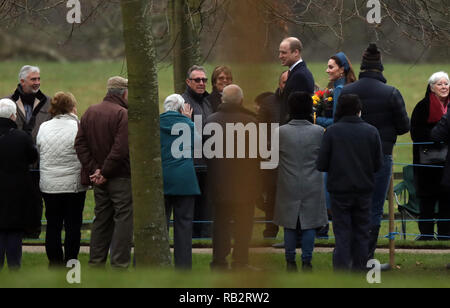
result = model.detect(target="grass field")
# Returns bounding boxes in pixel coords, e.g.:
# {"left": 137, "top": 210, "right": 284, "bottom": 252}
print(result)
{"left": 0, "top": 61, "right": 449, "bottom": 249}
{"left": 0, "top": 251, "right": 448, "bottom": 288}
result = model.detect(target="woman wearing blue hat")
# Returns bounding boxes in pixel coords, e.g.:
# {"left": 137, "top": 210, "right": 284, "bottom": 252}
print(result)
{"left": 316, "top": 52, "right": 357, "bottom": 240}
{"left": 316, "top": 52, "right": 357, "bottom": 128}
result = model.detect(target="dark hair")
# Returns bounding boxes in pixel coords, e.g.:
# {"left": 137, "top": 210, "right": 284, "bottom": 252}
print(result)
{"left": 254, "top": 92, "right": 274, "bottom": 106}
{"left": 49, "top": 92, "right": 76, "bottom": 117}
{"left": 288, "top": 91, "right": 313, "bottom": 122}
{"left": 330, "top": 55, "right": 357, "bottom": 85}
{"left": 335, "top": 94, "right": 362, "bottom": 121}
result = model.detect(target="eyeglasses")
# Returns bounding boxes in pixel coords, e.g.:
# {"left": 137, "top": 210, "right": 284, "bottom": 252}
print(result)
{"left": 190, "top": 78, "right": 208, "bottom": 84}
{"left": 217, "top": 76, "right": 232, "bottom": 82}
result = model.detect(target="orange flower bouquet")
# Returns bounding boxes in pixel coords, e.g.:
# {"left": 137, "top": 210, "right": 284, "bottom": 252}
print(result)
{"left": 312, "top": 88, "right": 334, "bottom": 118}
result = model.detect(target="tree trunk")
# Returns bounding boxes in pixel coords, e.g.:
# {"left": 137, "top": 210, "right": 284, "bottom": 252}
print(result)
{"left": 170, "top": 0, "right": 202, "bottom": 94}
{"left": 120, "top": 0, "right": 171, "bottom": 267}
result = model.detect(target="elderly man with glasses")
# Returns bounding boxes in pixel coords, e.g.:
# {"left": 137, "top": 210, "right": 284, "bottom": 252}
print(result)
{"left": 182, "top": 65, "right": 213, "bottom": 239}
{"left": 182, "top": 65, "right": 213, "bottom": 128}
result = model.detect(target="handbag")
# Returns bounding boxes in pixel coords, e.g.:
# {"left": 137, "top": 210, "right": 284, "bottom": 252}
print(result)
{"left": 419, "top": 144, "right": 448, "bottom": 165}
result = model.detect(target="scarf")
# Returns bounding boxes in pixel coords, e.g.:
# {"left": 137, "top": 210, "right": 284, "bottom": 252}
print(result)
{"left": 428, "top": 92, "right": 448, "bottom": 123}
{"left": 11, "top": 84, "right": 48, "bottom": 124}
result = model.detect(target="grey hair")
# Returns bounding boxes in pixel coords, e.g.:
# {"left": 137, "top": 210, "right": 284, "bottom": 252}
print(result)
{"left": 164, "top": 94, "right": 185, "bottom": 112}
{"left": 18, "top": 65, "right": 40, "bottom": 82}
{"left": 187, "top": 65, "right": 207, "bottom": 79}
{"left": 0, "top": 98, "right": 17, "bottom": 119}
{"left": 222, "top": 84, "right": 244, "bottom": 105}
{"left": 429, "top": 72, "right": 449, "bottom": 86}
{"left": 107, "top": 88, "right": 127, "bottom": 96}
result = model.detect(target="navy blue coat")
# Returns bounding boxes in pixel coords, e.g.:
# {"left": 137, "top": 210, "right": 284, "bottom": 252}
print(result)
{"left": 340, "top": 71, "right": 410, "bottom": 155}
{"left": 317, "top": 116, "right": 383, "bottom": 195}
{"left": 280, "top": 61, "right": 315, "bottom": 125}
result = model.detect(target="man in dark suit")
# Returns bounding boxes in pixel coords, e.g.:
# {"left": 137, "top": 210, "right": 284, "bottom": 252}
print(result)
{"left": 206, "top": 85, "right": 261, "bottom": 271}
{"left": 279, "top": 37, "right": 315, "bottom": 125}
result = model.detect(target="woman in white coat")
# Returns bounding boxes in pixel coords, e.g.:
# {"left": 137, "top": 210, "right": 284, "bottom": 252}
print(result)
{"left": 37, "top": 92, "right": 87, "bottom": 267}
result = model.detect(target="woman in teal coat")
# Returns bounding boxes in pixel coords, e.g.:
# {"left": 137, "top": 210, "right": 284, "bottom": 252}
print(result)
{"left": 316, "top": 52, "right": 356, "bottom": 238}
{"left": 160, "top": 94, "right": 200, "bottom": 270}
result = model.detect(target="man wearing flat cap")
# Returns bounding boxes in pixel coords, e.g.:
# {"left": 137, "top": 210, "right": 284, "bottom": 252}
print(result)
{"left": 340, "top": 43, "right": 410, "bottom": 265}
{"left": 75, "top": 76, "right": 133, "bottom": 268}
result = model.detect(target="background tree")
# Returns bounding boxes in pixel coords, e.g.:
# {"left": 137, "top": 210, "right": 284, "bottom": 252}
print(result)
{"left": 169, "top": 0, "right": 202, "bottom": 94}
{"left": 120, "top": 0, "right": 171, "bottom": 267}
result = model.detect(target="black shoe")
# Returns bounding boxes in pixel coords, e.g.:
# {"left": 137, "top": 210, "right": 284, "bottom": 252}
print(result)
{"left": 446, "top": 264, "right": 450, "bottom": 270}
{"left": 286, "top": 261, "right": 298, "bottom": 272}
{"left": 302, "top": 261, "right": 313, "bottom": 272}
{"left": 415, "top": 235, "right": 435, "bottom": 241}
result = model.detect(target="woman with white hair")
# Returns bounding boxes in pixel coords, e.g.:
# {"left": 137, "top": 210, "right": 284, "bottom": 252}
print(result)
{"left": 411, "top": 71, "right": 450, "bottom": 240}
{"left": 0, "top": 98, "right": 38, "bottom": 270}
{"left": 160, "top": 94, "right": 200, "bottom": 270}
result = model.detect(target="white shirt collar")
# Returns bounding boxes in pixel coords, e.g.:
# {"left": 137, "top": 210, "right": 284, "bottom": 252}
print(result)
{"left": 290, "top": 59, "right": 303, "bottom": 71}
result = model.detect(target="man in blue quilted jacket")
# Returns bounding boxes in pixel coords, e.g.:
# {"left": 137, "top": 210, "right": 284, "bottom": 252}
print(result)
{"left": 340, "top": 43, "right": 410, "bottom": 263}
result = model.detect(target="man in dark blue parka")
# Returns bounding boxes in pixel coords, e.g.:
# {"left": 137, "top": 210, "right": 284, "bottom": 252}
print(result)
{"left": 317, "top": 94, "right": 383, "bottom": 271}
{"left": 340, "top": 43, "right": 410, "bottom": 261}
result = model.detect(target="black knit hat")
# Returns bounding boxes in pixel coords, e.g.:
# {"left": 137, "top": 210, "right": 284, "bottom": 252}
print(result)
{"left": 288, "top": 91, "right": 313, "bottom": 119}
{"left": 361, "top": 43, "right": 384, "bottom": 72}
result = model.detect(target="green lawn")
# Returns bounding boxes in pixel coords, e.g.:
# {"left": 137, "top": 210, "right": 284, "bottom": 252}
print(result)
{"left": 0, "top": 252, "right": 448, "bottom": 288}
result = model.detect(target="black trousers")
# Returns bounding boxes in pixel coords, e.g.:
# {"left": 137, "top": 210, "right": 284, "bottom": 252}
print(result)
{"left": 211, "top": 200, "right": 255, "bottom": 267}
{"left": 331, "top": 193, "right": 372, "bottom": 271}
{"left": 25, "top": 171, "right": 43, "bottom": 239}
{"left": 165, "top": 195, "right": 195, "bottom": 269}
{"left": 419, "top": 193, "right": 450, "bottom": 239}
{"left": 193, "top": 171, "right": 212, "bottom": 238}
{"left": 260, "top": 169, "right": 279, "bottom": 237}
{"left": 43, "top": 192, "right": 86, "bottom": 266}
{"left": 0, "top": 231, "right": 23, "bottom": 270}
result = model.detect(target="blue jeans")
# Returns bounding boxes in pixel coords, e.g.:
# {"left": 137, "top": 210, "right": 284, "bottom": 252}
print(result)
{"left": 370, "top": 155, "right": 393, "bottom": 228}
{"left": 284, "top": 219, "right": 316, "bottom": 263}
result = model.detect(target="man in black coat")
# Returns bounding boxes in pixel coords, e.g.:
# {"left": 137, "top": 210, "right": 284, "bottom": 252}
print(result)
{"left": 7, "top": 65, "right": 51, "bottom": 239}
{"left": 340, "top": 43, "right": 410, "bottom": 261}
{"left": 0, "top": 98, "right": 38, "bottom": 270}
{"left": 254, "top": 70, "right": 287, "bottom": 239}
{"left": 206, "top": 85, "right": 261, "bottom": 271}
{"left": 279, "top": 37, "right": 315, "bottom": 125}
{"left": 182, "top": 65, "right": 213, "bottom": 239}
{"left": 317, "top": 94, "right": 383, "bottom": 271}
